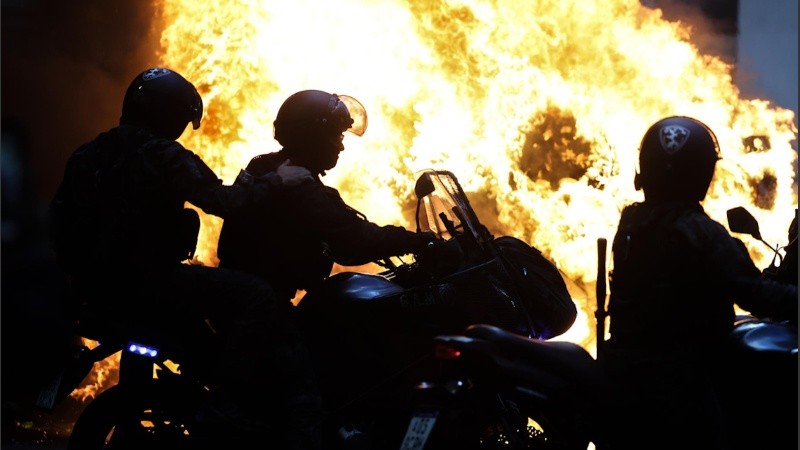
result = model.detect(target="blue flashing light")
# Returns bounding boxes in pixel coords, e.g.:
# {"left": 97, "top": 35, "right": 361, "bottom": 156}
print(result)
{"left": 126, "top": 341, "right": 159, "bottom": 358}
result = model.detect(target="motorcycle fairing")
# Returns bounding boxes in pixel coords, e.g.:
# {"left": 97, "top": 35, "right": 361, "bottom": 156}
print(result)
{"left": 729, "top": 316, "right": 798, "bottom": 355}
{"left": 301, "top": 272, "right": 404, "bottom": 304}
{"left": 415, "top": 170, "right": 492, "bottom": 250}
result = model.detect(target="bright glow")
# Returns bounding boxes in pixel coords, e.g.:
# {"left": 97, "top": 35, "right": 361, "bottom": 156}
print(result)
{"left": 127, "top": 342, "right": 159, "bottom": 358}
{"left": 157, "top": 0, "right": 796, "bottom": 354}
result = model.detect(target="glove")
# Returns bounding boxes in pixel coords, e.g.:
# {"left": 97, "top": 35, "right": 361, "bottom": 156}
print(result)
{"left": 417, "top": 231, "right": 438, "bottom": 247}
{"left": 276, "top": 159, "right": 313, "bottom": 186}
{"left": 416, "top": 236, "right": 464, "bottom": 276}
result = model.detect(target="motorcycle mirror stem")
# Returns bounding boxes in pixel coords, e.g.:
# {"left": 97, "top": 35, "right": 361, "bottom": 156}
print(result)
{"left": 414, "top": 171, "right": 436, "bottom": 233}
{"left": 595, "top": 238, "right": 608, "bottom": 359}
{"left": 726, "top": 206, "right": 780, "bottom": 257}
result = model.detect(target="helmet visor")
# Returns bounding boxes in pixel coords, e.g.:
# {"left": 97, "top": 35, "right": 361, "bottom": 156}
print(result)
{"left": 337, "top": 95, "right": 367, "bottom": 136}
{"left": 191, "top": 93, "right": 203, "bottom": 130}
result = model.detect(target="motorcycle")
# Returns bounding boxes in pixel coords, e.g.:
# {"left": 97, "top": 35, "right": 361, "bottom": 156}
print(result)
{"left": 37, "top": 169, "right": 578, "bottom": 449}
{"left": 401, "top": 206, "right": 797, "bottom": 450}
{"left": 288, "top": 169, "right": 577, "bottom": 449}
{"left": 718, "top": 206, "right": 797, "bottom": 450}
{"left": 37, "top": 309, "right": 245, "bottom": 449}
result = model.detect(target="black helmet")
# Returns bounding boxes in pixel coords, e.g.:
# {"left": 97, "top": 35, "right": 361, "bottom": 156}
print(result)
{"left": 273, "top": 89, "right": 367, "bottom": 147}
{"left": 634, "top": 116, "right": 720, "bottom": 202}
{"left": 120, "top": 68, "right": 203, "bottom": 140}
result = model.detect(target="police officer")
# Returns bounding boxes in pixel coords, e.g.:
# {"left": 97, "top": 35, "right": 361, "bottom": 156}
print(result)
{"left": 216, "top": 89, "right": 438, "bottom": 448}
{"left": 602, "top": 116, "right": 798, "bottom": 450}
{"left": 49, "top": 68, "right": 316, "bottom": 446}
{"left": 217, "top": 89, "right": 435, "bottom": 303}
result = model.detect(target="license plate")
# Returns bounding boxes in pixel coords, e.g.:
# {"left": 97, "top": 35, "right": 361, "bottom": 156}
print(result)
{"left": 35, "top": 371, "right": 63, "bottom": 410}
{"left": 399, "top": 409, "right": 438, "bottom": 450}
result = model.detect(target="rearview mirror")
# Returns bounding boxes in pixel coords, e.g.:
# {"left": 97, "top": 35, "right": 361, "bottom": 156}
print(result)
{"left": 727, "top": 207, "right": 762, "bottom": 240}
{"left": 414, "top": 172, "right": 436, "bottom": 199}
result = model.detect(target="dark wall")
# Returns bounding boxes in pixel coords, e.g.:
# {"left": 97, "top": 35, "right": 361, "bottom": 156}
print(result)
{"left": 1, "top": 0, "right": 163, "bottom": 205}
{"left": 1, "top": 3, "right": 163, "bottom": 434}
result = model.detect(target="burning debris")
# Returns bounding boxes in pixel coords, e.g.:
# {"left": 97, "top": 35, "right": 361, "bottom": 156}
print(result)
{"left": 518, "top": 108, "right": 594, "bottom": 190}
{"left": 751, "top": 171, "right": 779, "bottom": 210}
{"left": 5, "top": 1, "right": 795, "bottom": 443}
{"left": 161, "top": 0, "right": 796, "bottom": 347}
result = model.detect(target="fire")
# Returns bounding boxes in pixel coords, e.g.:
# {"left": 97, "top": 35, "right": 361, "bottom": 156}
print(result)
{"left": 156, "top": 0, "right": 795, "bottom": 351}
{"left": 72, "top": 340, "right": 120, "bottom": 402}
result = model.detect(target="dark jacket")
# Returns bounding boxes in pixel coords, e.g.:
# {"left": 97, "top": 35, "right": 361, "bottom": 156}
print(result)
{"left": 217, "top": 149, "right": 432, "bottom": 301}
{"left": 50, "top": 125, "right": 282, "bottom": 277}
{"left": 608, "top": 201, "right": 797, "bottom": 353}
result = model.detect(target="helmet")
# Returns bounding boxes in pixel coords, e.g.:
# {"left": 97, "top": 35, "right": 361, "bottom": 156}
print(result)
{"left": 634, "top": 116, "right": 720, "bottom": 202}
{"left": 120, "top": 68, "right": 203, "bottom": 140}
{"left": 273, "top": 90, "right": 367, "bottom": 147}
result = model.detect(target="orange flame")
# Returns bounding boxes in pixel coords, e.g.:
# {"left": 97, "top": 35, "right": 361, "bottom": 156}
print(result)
{"left": 153, "top": 0, "right": 796, "bottom": 351}
{"left": 71, "top": 340, "right": 120, "bottom": 402}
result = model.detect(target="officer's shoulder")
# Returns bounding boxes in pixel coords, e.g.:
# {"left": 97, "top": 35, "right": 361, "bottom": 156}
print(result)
{"left": 675, "top": 208, "right": 726, "bottom": 240}
{"left": 139, "top": 137, "right": 193, "bottom": 157}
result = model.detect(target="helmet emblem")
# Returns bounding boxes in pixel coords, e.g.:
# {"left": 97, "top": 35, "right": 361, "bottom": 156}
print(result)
{"left": 142, "top": 68, "right": 172, "bottom": 81}
{"left": 659, "top": 125, "right": 690, "bottom": 154}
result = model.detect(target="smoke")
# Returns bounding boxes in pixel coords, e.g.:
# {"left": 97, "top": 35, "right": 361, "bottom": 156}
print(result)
{"left": 1, "top": 0, "right": 164, "bottom": 204}
{"left": 645, "top": 0, "right": 739, "bottom": 61}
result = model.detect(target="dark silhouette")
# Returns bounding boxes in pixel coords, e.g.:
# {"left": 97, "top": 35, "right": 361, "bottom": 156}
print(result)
{"left": 217, "top": 89, "right": 436, "bottom": 302}
{"left": 48, "top": 67, "right": 319, "bottom": 449}
{"left": 602, "top": 116, "right": 798, "bottom": 450}
{"left": 775, "top": 209, "right": 798, "bottom": 284}
{"left": 215, "top": 89, "right": 438, "bottom": 447}
{"left": 1, "top": 120, "right": 75, "bottom": 444}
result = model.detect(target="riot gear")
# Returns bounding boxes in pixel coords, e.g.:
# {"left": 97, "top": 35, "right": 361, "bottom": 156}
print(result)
{"left": 273, "top": 90, "right": 367, "bottom": 147}
{"left": 53, "top": 67, "right": 323, "bottom": 448}
{"left": 120, "top": 68, "right": 203, "bottom": 140}
{"left": 634, "top": 116, "right": 720, "bottom": 202}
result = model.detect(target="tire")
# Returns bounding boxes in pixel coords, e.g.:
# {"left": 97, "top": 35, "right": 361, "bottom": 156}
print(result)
{"left": 67, "top": 380, "right": 203, "bottom": 450}
{"left": 423, "top": 401, "right": 590, "bottom": 450}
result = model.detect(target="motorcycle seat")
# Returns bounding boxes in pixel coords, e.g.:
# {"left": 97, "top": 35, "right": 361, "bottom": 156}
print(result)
{"left": 463, "top": 324, "right": 605, "bottom": 384}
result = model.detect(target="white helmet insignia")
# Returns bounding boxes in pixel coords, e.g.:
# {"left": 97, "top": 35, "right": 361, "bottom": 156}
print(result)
{"left": 142, "top": 68, "right": 172, "bottom": 81}
{"left": 659, "top": 125, "right": 690, "bottom": 154}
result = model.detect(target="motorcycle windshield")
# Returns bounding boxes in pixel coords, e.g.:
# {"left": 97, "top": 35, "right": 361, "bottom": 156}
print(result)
{"left": 414, "top": 170, "right": 488, "bottom": 246}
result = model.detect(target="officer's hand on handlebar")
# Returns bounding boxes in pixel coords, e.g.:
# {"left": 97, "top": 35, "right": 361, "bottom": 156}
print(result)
{"left": 416, "top": 235, "right": 464, "bottom": 276}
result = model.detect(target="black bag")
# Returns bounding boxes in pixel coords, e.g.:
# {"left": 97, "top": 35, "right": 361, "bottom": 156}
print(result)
{"left": 494, "top": 236, "right": 577, "bottom": 339}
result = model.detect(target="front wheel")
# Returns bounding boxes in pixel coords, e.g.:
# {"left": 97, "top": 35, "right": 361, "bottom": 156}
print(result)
{"left": 414, "top": 395, "right": 592, "bottom": 450}
{"left": 67, "top": 380, "right": 204, "bottom": 450}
